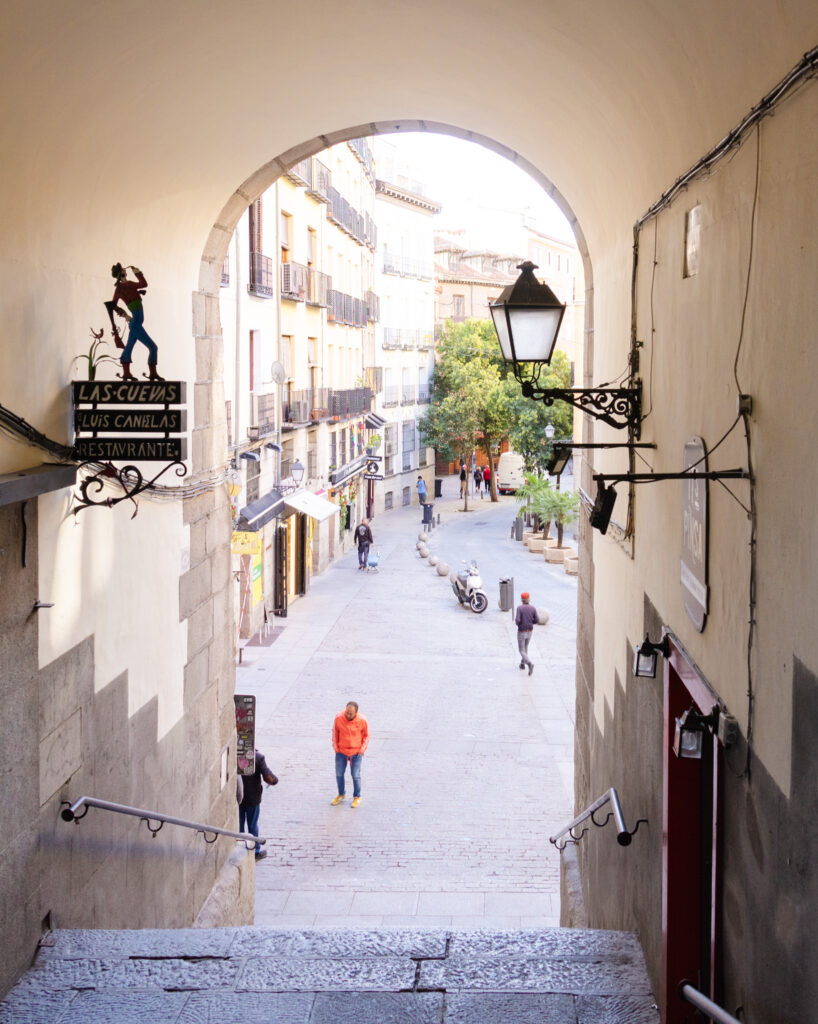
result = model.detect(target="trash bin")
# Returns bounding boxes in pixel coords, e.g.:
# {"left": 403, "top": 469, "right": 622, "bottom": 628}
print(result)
{"left": 499, "top": 576, "right": 514, "bottom": 612}
{"left": 434, "top": 478, "right": 443, "bottom": 498}
{"left": 514, "top": 517, "right": 524, "bottom": 541}
{"left": 422, "top": 502, "right": 434, "bottom": 525}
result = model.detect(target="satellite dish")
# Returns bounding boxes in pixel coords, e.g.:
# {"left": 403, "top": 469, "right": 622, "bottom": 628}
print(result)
{"left": 270, "top": 361, "right": 286, "bottom": 384}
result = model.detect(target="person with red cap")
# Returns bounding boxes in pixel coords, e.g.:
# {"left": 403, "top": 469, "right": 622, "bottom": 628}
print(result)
{"left": 515, "top": 592, "right": 538, "bottom": 674}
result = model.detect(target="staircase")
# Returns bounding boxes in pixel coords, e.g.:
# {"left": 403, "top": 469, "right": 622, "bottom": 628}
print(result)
{"left": 0, "top": 926, "right": 659, "bottom": 1022}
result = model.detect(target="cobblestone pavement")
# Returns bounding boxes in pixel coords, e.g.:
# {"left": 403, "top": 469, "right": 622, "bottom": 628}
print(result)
{"left": 240, "top": 475, "right": 580, "bottom": 928}
{"left": 0, "top": 926, "right": 660, "bottom": 1023}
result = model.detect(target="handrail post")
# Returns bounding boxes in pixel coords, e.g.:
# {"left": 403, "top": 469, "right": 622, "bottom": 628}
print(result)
{"left": 608, "top": 788, "right": 633, "bottom": 846}
{"left": 679, "top": 982, "right": 743, "bottom": 1024}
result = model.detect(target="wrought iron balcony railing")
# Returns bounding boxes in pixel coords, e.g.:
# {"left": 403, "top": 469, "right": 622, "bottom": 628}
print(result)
{"left": 248, "top": 252, "right": 273, "bottom": 298}
{"left": 306, "top": 157, "right": 331, "bottom": 203}
{"left": 383, "top": 386, "right": 400, "bottom": 408}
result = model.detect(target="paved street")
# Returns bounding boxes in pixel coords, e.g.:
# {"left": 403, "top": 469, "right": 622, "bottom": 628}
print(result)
{"left": 239, "top": 474, "right": 579, "bottom": 929}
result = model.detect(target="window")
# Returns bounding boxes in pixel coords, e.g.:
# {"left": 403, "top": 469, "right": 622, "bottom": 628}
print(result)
{"left": 307, "top": 227, "right": 317, "bottom": 267}
{"left": 453, "top": 294, "right": 465, "bottom": 319}
{"left": 280, "top": 336, "right": 294, "bottom": 381}
{"left": 225, "top": 400, "right": 232, "bottom": 446}
{"left": 221, "top": 253, "right": 230, "bottom": 287}
{"left": 384, "top": 490, "right": 393, "bottom": 511}
{"left": 245, "top": 457, "right": 260, "bottom": 504}
{"left": 280, "top": 211, "right": 292, "bottom": 259}
{"left": 402, "top": 486, "right": 411, "bottom": 506}
{"left": 330, "top": 431, "right": 337, "bottom": 468}
{"left": 249, "top": 198, "right": 262, "bottom": 254}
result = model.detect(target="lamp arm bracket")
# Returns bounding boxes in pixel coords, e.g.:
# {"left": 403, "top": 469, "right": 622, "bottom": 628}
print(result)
{"left": 593, "top": 469, "right": 750, "bottom": 485}
{"left": 519, "top": 378, "right": 642, "bottom": 437}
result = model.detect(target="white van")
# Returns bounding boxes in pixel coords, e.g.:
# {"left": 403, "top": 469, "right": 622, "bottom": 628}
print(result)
{"left": 496, "top": 452, "right": 526, "bottom": 494}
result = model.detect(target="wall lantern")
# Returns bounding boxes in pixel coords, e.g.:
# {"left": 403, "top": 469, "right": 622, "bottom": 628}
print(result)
{"left": 240, "top": 450, "right": 261, "bottom": 463}
{"left": 673, "top": 706, "right": 719, "bottom": 759}
{"left": 633, "top": 633, "right": 671, "bottom": 678}
{"left": 290, "top": 458, "right": 305, "bottom": 485}
{"left": 265, "top": 441, "right": 283, "bottom": 453}
{"left": 490, "top": 261, "right": 642, "bottom": 436}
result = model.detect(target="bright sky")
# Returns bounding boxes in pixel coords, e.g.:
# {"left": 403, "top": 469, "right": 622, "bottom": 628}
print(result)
{"left": 376, "top": 132, "right": 576, "bottom": 251}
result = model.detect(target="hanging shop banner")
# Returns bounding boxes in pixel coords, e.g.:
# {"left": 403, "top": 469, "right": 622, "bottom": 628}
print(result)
{"left": 681, "top": 436, "right": 708, "bottom": 632}
{"left": 231, "top": 531, "right": 263, "bottom": 556}
{"left": 251, "top": 553, "right": 263, "bottom": 606}
{"left": 234, "top": 694, "right": 256, "bottom": 775}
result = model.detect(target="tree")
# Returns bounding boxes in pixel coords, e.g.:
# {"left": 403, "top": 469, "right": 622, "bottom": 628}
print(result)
{"left": 419, "top": 319, "right": 519, "bottom": 507}
{"left": 506, "top": 349, "right": 573, "bottom": 475}
{"left": 540, "top": 489, "right": 580, "bottom": 548}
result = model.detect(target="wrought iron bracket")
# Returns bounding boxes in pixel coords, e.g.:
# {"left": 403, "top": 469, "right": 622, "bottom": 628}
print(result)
{"left": 593, "top": 469, "right": 751, "bottom": 486}
{"left": 519, "top": 377, "right": 642, "bottom": 437}
{"left": 72, "top": 460, "right": 188, "bottom": 518}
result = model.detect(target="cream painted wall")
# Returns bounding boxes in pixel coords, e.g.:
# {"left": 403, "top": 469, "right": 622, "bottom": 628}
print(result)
{"left": 37, "top": 490, "right": 189, "bottom": 740}
{"left": 589, "top": 89, "right": 818, "bottom": 797}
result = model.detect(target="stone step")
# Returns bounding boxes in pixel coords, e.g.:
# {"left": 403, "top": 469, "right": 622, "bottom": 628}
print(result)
{"left": 1, "top": 926, "right": 659, "bottom": 1023}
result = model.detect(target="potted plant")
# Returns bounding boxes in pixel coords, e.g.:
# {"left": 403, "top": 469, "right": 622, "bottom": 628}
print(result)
{"left": 366, "top": 432, "right": 382, "bottom": 454}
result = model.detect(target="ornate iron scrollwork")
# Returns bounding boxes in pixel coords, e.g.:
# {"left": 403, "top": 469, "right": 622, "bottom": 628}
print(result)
{"left": 519, "top": 376, "right": 642, "bottom": 437}
{"left": 72, "top": 460, "right": 187, "bottom": 518}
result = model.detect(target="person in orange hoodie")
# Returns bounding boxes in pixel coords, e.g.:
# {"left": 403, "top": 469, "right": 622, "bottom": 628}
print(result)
{"left": 331, "top": 701, "right": 369, "bottom": 808}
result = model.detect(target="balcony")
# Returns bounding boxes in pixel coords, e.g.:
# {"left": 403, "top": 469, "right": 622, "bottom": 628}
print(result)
{"left": 251, "top": 390, "right": 276, "bottom": 437}
{"left": 401, "top": 385, "right": 416, "bottom": 406}
{"left": 248, "top": 252, "right": 273, "bottom": 298}
{"left": 282, "top": 389, "right": 331, "bottom": 427}
{"left": 348, "top": 136, "right": 375, "bottom": 181}
{"left": 307, "top": 269, "right": 331, "bottom": 307}
{"left": 417, "top": 390, "right": 430, "bottom": 405}
{"left": 383, "top": 252, "right": 401, "bottom": 275}
{"left": 284, "top": 157, "right": 311, "bottom": 187}
{"left": 382, "top": 327, "right": 400, "bottom": 350}
{"left": 365, "top": 290, "right": 380, "bottom": 322}
{"left": 418, "top": 331, "right": 434, "bottom": 350}
{"left": 306, "top": 158, "right": 331, "bottom": 203}
{"left": 399, "top": 328, "right": 416, "bottom": 350}
{"left": 281, "top": 261, "right": 309, "bottom": 301}
{"left": 328, "top": 387, "right": 372, "bottom": 420}
{"left": 383, "top": 386, "right": 400, "bottom": 408}
{"left": 328, "top": 290, "right": 367, "bottom": 328}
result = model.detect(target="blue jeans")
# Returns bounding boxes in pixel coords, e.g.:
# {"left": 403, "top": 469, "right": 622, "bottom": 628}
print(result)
{"left": 335, "top": 752, "right": 362, "bottom": 797}
{"left": 358, "top": 543, "right": 370, "bottom": 567}
{"left": 121, "top": 306, "right": 158, "bottom": 365}
{"left": 239, "top": 802, "right": 261, "bottom": 853}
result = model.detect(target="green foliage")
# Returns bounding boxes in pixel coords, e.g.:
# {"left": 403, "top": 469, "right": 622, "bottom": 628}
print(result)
{"left": 539, "top": 489, "right": 580, "bottom": 547}
{"left": 514, "top": 472, "right": 552, "bottom": 518}
{"left": 506, "top": 349, "right": 573, "bottom": 473}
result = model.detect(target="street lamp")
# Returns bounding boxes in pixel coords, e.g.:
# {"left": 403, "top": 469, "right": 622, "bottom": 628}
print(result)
{"left": 290, "top": 458, "right": 305, "bottom": 486}
{"left": 490, "top": 261, "right": 642, "bottom": 437}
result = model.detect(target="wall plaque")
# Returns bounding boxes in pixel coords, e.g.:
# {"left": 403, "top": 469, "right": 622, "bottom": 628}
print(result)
{"left": 681, "top": 436, "right": 708, "bottom": 631}
{"left": 234, "top": 694, "right": 256, "bottom": 776}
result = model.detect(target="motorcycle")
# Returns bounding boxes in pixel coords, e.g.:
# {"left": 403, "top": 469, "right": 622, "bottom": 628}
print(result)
{"left": 451, "top": 559, "right": 489, "bottom": 614}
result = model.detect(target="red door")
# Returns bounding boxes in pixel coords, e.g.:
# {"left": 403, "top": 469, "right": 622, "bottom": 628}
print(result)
{"left": 662, "top": 639, "right": 721, "bottom": 1023}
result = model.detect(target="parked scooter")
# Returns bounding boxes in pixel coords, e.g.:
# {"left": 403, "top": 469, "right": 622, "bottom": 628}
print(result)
{"left": 451, "top": 559, "right": 489, "bottom": 614}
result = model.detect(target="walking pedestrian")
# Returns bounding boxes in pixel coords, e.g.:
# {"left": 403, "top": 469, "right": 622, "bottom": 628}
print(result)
{"left": 331, "top": 701, "right": 369, "bottom": 808}
{"left": 238, "top": 749, "right": 278, "bottom": 859}
{"left": 515, "top": 591, "right": 538, "bottom": 675}
{"left": 460, "top": 463, "right": 468, "bottom": 498}
{"left": 483, "top": 464, "right": 491, "bottom": 495}
{"left": 474, "top": 466, "right": 483, "bottom": 498}
{"left": 354, "top": 518, "right": 374, "bottom": 571}
{"left": 416, "top": 475, "right": 428, "bottom": 505}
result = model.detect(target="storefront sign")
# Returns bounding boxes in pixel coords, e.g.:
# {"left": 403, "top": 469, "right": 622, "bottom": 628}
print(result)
{"left": 231, "top": 531, "right": 263, "bottom": 556}
{"left": 74, "top": 437, "right": 187, "bottom": 461}
{"left": 234, "top": 694, "right": 256, "bottom": 775}
{"left": 72, "top": 381, "right": 186, "bottom": 405}
{"left": 251, "top": 554, "right": 263, "bottom": 606}
{"left": 681, "top": 436, "right": 708, "bottom": 631}
{"left": 74, "top": 409, "right": 186, "bottom": 433}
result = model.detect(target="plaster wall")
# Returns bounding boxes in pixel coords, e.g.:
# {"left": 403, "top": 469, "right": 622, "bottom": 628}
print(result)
{"left": 577, "top": 82, "right": 818, "bottom": 1023}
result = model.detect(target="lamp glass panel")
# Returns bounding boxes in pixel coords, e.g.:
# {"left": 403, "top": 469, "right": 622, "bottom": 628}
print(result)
{"left": 506, "top": 307, "right": 563, "bottom": 362}
{"left": 490, "top": 306, "right": 513, "bottom": 361}
{"left": 633, "top": 649, "right": 658, "bottom": 678}
{"left": 673, "top": 718, "right": 704, "bottom": 759}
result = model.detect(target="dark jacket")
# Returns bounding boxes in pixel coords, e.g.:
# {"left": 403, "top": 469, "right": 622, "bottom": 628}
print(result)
{"left": 515, "top": 604, "right": 539, "bottom": 632}
{"left": 239, "top": 751, "right": 277, "bottom": 806}
{"left": 354, "top": 523, "right": 373, "bottom": 547}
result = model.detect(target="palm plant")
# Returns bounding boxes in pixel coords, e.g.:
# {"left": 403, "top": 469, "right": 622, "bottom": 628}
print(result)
{"left": 515, "top": 473, "right": 552, "bottom": 534}
{"left": 547, "top": 490, "right": 580, "bottom": 547}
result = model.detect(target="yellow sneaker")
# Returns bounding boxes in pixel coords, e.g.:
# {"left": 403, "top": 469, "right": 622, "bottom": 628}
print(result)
{"left": 351, "top": 797, "right": 361, "bottom": 808}
{"left": 331, "top": 794, "right": 346, "bottom": 805}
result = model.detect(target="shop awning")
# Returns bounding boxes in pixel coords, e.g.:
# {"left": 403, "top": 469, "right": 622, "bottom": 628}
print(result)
{"left": 284, "top": 489, "right": 339, "bottom": 522}
{"left": 330, "top": 454, "right": 367, "bottom": 487}
{"left": 235, "top": 487, "right": 283, "bottom": 531}
{"left": 364, "top": 412, "right": 386, "bottom": 429}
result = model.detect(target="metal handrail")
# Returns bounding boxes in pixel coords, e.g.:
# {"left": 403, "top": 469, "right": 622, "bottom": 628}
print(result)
{"left": 680, "top": 982, "right": 743, "bottom": 1024}
{"left": 549, "top": 787, "right": 647, "bottom": 850}
{"left": 60, "top": 796, "right": 267, "bottom": 847}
